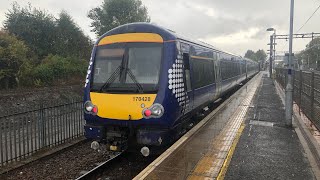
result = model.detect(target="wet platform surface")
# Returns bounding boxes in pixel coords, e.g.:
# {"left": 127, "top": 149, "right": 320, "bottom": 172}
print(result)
{"left": 225, "top": 75, "right": 315, "bottom": 180}
{"left": 134, "top": 72, "right": 316, "bottom": 180}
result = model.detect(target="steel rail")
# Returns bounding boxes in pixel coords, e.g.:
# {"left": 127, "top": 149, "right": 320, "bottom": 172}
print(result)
{"left": 75, "top": 152, "right": 122, "bottom": 180}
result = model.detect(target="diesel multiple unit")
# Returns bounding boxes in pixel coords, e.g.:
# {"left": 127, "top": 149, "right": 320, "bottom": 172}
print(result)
{"left": 83, "top": 23, "right": 259, "bottom": 155}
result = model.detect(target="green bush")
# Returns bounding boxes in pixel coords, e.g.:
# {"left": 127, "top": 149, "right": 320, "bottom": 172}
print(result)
{"left": 31, "top": 54, "right": 87, "bottom": 86}
{"left": 18, "top": 61, "right": 36, "bottom": 86}
{"left": 0, "top": 31, "right": 29, "bottom": 89}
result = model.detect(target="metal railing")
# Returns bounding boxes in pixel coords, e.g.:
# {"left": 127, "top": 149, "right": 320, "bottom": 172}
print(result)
{"left": 275, "top": 68, "right": 320, "bottom": 130}
{"left": 0, "top": 99, "right": 85, "bottom": 166}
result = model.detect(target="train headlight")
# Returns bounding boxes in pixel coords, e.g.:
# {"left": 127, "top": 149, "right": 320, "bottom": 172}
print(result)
{"left": 150, "top": 104, "right": 164, "bottom": 116}
{"left": 85, "top": 101, "right": 93, "bottom": 112}
{"left": 84, "top": 101, "right": 98, "bottom": 115}
{"left": 142, "top": 103, "right": 164, "bottom": 119}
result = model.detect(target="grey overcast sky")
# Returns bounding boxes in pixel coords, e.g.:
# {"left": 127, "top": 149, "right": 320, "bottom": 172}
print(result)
{"left": 0, "top": 0, "right": 320, "bottom": 56}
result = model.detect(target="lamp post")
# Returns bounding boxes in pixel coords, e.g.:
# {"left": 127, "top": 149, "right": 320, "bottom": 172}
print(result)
{"left": 267, "top": 28, "right": 276, "bottom": 77}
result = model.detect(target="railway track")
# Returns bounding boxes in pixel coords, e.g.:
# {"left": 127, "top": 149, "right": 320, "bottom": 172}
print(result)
{"left": 74, "top": 151, "right": 159, "bottom": 180}
{"left": 76, "top": 152, "right": 122, "bottom": 180}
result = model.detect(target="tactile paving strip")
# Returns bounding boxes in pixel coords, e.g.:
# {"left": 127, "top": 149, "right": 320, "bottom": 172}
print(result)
{"left": 188, "top": 76, "right": 261, "bottom": 179}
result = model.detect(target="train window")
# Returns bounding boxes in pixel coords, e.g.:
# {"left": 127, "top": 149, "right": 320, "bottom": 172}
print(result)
{"left": 221, "top": 60, "right": 241, "bottom": 80}
{"left": 93, "top": 47, "right": 125, "bottom": 84}
{"left": 191, "top": 59, "right": 201, "bottom": 88}
{"left": 183, "top": 53, "right": 192, "bottom": 91}
{"left": 126, "top": 44, "right": 162, "bottom": 84}
{"left": 191, "top": 58, "right": 215, "bottom": 89}
{"left": 92, "top": 42, "right": 162, "bottom": 92}
{"left": 205, "top": 60, "right": 215, "bottom": 83}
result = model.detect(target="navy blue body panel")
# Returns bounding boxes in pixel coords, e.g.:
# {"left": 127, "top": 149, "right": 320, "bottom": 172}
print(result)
{"left": 220, "top": 76, "right": 240, "bottom": 94}
{"left": 193, "top": 84, "right": 216, "bottom": 108}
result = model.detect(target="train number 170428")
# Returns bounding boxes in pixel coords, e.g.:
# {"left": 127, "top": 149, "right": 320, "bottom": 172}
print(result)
{"left": 133, "top": 97, "right": 151, "bottom": 102}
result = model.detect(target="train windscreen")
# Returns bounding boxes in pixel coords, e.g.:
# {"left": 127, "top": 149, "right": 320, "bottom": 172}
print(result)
{"left": 91, "top": 43, "right": 162, "bottom": 93}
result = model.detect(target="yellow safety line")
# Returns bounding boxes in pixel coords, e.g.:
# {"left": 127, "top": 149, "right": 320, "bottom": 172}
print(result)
{"left": 217, "top": 124, "right": 245, "bottom": 180}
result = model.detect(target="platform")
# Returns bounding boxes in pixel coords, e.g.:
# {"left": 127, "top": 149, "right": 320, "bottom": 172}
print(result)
{"left": 134, "top": 72, "right": 319, "bottom": 180}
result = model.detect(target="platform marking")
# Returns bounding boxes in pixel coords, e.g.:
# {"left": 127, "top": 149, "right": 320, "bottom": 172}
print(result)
{"left": 187, "top": 74, "right": 261, "bottom": 180}
{"left": 217, "top": 124, "right": 245, "bottom": 180}
{"left": 187, "top": 106, "right": 249, "bottom": 179}
{"left": 249, "top": 120, "right": 274, "bottom": 127}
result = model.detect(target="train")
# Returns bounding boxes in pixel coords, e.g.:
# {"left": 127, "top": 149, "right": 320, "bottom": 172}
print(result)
{"left": 83, "top": 23, "right": 259, "bottom": 156}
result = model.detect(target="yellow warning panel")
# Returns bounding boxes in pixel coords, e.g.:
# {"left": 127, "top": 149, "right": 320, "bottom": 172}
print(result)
{"left": 98, "top": 33, "right": 163, "bottom": 46}
{"left": 90, "top": 92, "right": 156, "bottom": 120}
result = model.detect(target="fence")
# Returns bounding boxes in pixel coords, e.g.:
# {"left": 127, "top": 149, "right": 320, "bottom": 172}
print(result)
{"left": 0, "top": 99, "right": 85, "bottom": 166}
{"left": 275, "top": 68, "right": 320, "bottom": 130}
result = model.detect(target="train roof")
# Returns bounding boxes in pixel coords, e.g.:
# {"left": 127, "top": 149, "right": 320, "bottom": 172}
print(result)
{"left": 99, "top": 23, "right": 255, "bottom": 62}
{"left": 98, "top": 22, "right": 176, "bottom": 42}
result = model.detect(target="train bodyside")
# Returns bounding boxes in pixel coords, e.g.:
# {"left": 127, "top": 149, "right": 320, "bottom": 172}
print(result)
{"left": 83, "top": 23, "right": 258, "bottom": 152}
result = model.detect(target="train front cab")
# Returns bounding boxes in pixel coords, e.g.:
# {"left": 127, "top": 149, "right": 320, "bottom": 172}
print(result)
{"left": 83, "top": 27, "right": 186, "bottom": 151}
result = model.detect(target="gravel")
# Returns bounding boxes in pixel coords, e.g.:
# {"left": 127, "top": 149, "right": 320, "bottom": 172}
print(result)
{"left": 0, "top": 141, "right": 109, "bottom": 180}
{"left": 0, "top": 141, "right": 161, "bottom": 180}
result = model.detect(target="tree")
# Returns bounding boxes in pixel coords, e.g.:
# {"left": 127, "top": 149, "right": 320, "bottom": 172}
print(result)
{"left": 1, "top": 3, "right": 95, "bottom": 88}
{"left": 88, "top": 0, "right": 150, "bottom": 36}
{"left": 55, "top": 11, "right": 93, "bottom": 60}
{"left": 244, "top": 50, "right": 256, "bottom": 60}
{"left": 0, "top": 31, "right": 29, "bottom": 89}
{"left": 244, "top": 49, "right": 267, "bottom": 63}
{"left": 255, "top": 49, "right": 267, "bottom": 62}
{"left": 300, "top": 38, "right": 320, "bottom": 70}
{"left": 292, "top": 38, "right": 320, "bottom": 70}
{"left": 4, "top": 3, "right": 56, "bottom": 58}
{"left": 4, "top": 3, "right": 93, "bottom": 60}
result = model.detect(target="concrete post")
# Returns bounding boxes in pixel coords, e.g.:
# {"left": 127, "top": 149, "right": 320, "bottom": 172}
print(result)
{"left": 269, "top": 35, "right": 273, "bottom": 78}
{"left": 285, "top": 0, "right": 294, "bottom": 127}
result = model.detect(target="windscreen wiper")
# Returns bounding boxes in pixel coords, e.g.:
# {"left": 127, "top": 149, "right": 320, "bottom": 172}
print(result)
{"left": 126, "top": 68, "right": 144, "bottom": 93}
{"left": 99, "top": 65, "right": 122, "bottom": 92}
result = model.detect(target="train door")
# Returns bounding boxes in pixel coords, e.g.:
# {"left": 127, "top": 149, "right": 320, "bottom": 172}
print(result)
{"left": 215, "top": 52, "right": 222, "bottom": 97}
{"left": 183, "top": 53, "right": 193, "bottom": 114}
{"left": 180, "top": 42, "right": 194, "bottom": 115}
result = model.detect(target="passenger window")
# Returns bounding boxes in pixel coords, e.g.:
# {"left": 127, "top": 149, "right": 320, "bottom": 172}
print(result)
{"left": 191, "top": 58, "right": 215, "bottom": 89}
